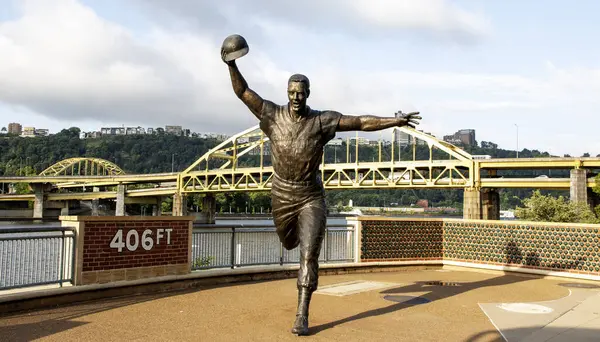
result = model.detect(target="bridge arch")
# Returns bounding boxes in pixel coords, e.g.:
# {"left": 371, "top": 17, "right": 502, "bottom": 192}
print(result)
{"left": 179, "top": 125, "right": 475, "bottom": 192}
{"left": 39, "top": 158, "right": 125, "bottom": 176}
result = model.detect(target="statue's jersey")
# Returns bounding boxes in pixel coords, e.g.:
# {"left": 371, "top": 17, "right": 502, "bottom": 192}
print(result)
{"left": 259, "top": 101, "right": 341, "bottom": 183}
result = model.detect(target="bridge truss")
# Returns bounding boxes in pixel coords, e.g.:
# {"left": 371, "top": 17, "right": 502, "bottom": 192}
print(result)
{"left": 39, "top": 158, "right": 125, "bottom": 177}
{"left": 178, "top": 125, "right": 475, "bottom": 193}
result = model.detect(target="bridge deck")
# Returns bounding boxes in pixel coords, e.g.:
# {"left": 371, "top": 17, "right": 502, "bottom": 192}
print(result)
{"left": 2, "top": 267, "right": 599, "bottom": 341}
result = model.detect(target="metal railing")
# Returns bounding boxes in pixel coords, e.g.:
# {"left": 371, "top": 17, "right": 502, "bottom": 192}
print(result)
{"left": 0, "top": 226, "right": 76, "bottom": 291}
{"left": 191, "top": 224, "right": 355, "bottom": 270}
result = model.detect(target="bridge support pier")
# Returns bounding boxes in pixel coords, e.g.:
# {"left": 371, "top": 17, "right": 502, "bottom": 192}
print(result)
{"left": 570, "top": 169, "right": 589, "bottom": 205}
{"left": 481, "top": 188, "right": 500, "bottom": 220}
{"left": 173, "top": 192, "right": 187, "bottom": 216}
{"left": 197, "top": 194, "right": 216, "bottom": 224}
{"left": 152, "top": 196, "right": 164, "bottom": 216}
{"left": 463, "top": 188, "right": 500, "bottom": 220}
{"left": 32, "top": 184, "right": 45, "bottom": 219}
{"left": 570, "top": 169, "right": 599, "bottom": 211}
{"left": 60, "top": 201, "right": 70, "bottom": 216}
{"left": 115, "top": 184, "right": 126, "bottom": 216}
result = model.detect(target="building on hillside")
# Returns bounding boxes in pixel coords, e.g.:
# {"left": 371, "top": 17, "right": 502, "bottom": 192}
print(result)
{"left": 35, "top": 129, "right": 49, "bottom": 136}
{"left": 21, "top": 127, "right": 36, "bottom": 137}
{"left": 326, "top": 138, "right": 343, "bottom": 146}
{"left": 125, "top": 126, "right": 145, "bottom": 135}
{"left": 350, "top": 136, "right": 370, "bottom": 145}
{"left": 165, "top": 125, "right": 183, "bottom": 135}
{"left": 147, "top": 128, "right": 154, "bottom": 135}
{"left": 8, "top": 122, "right": 22, "bottom": 135}
{"left": 80, "top": 131, "right": 102, "bottom": 139}
{"left": 101, "top": 127, "right": 126, "bottom": 135}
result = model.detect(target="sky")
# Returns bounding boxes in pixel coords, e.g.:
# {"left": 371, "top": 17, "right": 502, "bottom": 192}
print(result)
{"left": 0, "top": 0, "right": 599, "bottom": 156}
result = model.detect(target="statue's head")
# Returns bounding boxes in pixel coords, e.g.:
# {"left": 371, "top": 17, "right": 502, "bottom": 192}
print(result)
{"left": 287, "top": 74, "right": 310, "bottom": 114}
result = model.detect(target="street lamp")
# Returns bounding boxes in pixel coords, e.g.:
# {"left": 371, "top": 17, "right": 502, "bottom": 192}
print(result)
{"left": 514, "top": 124, "right": 519, "bottom": 158}
{"left": 171, "top": 153, "right": 176, "bottom": 173}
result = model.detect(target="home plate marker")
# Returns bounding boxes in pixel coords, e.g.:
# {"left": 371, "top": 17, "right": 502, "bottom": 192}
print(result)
{"left": 497, "top": 303, "right": 554, "bottom": 314}
{"left": 315, "top": 281, "right": 400, "bottom": 296}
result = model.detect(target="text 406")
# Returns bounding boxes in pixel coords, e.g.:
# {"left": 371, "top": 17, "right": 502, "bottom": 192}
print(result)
{"left": 110, "top": 228, "right": 173, "bottom": 252}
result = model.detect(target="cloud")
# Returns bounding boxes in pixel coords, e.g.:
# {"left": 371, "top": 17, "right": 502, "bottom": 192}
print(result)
{"left": 0, "top": 0, "right": 599, "bottom": 156}
{"left": 137, "top": 0, "right": 491, "bottom": 44}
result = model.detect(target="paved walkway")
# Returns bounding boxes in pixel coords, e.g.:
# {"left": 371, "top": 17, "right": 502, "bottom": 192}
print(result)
{"left": 1, "top": 267, "right": 600, "bottom": 341}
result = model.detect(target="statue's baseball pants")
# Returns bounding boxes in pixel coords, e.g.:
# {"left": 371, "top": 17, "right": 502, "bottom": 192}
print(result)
{"left": 271, "top": 173, "right": 326, "bottom": 292}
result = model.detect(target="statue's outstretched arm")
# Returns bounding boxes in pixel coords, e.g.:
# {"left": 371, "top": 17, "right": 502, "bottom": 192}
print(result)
{"left": 336, "top": 112, "right": 421, "bottom": 132}
{"left": 224, "top": 60, "right": 265, "bottom": 120}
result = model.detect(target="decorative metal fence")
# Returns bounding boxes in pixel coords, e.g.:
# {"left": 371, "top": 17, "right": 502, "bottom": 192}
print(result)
{"left": 191, "top": 224, "right": 355, "bottom": 270}
{"left": 0, "top": 226, "right": 76, "bottom": 291}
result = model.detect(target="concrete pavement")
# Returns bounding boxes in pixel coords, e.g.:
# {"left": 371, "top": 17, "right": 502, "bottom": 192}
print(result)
{"left": 1, "top": 267, "right": 599, "bottom": 341}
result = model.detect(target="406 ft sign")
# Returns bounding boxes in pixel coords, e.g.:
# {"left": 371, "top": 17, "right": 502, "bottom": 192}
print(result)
{"left": 110, "top": 228, "right": 173, "bottom": 252}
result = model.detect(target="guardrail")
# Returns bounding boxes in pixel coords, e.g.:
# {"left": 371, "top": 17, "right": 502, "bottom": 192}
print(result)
{"left": 0, "top": 226, "right": 76, "bottom": 291}
{"left": 191, "top": 224, "right": 355, "bottom": 270}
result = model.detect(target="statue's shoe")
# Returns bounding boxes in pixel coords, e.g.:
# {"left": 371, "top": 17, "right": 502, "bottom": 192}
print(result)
{"left": 291, "top": 315, "right": 309, "bottom": 336}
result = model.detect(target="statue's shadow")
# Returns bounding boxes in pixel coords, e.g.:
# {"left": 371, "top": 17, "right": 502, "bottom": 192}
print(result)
{"left": 310, "top": 274, "right": 528, "bottom": 335}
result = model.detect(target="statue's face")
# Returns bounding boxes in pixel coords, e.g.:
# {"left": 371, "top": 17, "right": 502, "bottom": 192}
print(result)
{"left": 287, "top": 82, "right": 309, "bottom": 114}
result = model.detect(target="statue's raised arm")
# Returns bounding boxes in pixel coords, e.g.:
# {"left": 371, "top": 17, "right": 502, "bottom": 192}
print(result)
{"left": 221, "top": 34, "right": 266, "bottom": 120}
{"left": 336, "top": 111, "right": 422, "bottom": 132}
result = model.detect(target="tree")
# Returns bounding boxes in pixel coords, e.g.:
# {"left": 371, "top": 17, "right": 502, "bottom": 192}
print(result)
{"left": 515, "top": 190, "right": 598, "bottom": 224}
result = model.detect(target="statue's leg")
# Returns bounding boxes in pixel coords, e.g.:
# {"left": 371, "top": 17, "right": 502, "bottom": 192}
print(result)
{"left": 271, "top": 185, "right": 300, "bottom": 250}
{"left": 291, "top": 197, "right": 327, "bottom": 336}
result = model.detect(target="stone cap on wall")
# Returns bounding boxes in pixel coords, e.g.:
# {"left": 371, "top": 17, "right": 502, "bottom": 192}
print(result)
{"left": 59, "top": 216, "right": 196, "bottom": 222}
{"left": 355, "top": 216, "right": 600, "bottom": 228}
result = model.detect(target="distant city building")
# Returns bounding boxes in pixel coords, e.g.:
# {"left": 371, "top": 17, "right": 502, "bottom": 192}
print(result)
{"left": 8, "top": 122, "right": 22, "bottom": 135}
{"left": 443, "top": 129, "right": 476, "bottom": 146}
{"left": 393, "top": 111, "right": 412, "bottom": 147}
{"left": 147, "top": 127, "right": 154, "bottom": 134}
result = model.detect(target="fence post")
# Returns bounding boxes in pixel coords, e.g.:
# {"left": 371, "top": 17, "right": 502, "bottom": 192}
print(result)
{"left": 230, "top": 227, "right": 236, "bottom": 269}
{"left": 71, "top": 229, "right": 77, "bottom": 285}
{"left": 59, "top": 230, "right": 65, "bottom": 287}
{"left": 323, "top": 226, "right": 329, "bottom": 262}
{"left": 279, "top": 243, "right": 284, "bottom": 266}
{"left": 346, "top": 217, "right": 361, "bottom": 263}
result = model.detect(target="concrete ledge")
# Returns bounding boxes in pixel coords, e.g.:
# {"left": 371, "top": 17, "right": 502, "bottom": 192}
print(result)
{"left": 443, "top": 260, "right": 600, "bottom": 282}
{"left": 0, "top": 261, "right": 442, "bottom": 315}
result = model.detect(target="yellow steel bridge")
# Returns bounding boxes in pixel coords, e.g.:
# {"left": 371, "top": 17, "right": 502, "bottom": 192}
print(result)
{"left": 0, "top": 125, "right": 598, "bottom": 202}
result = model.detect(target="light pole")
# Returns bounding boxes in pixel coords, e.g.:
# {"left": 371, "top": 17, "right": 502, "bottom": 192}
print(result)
{"left": 514, "top": 124, "right": 519, "bottom": 158}
{"left": 171, "top": 153, "right": 175, "bottom": 173}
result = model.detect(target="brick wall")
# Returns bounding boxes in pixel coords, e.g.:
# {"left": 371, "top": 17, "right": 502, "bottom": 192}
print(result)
{"left": 82, "top": 220, "right": 190, "bottom": 272}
